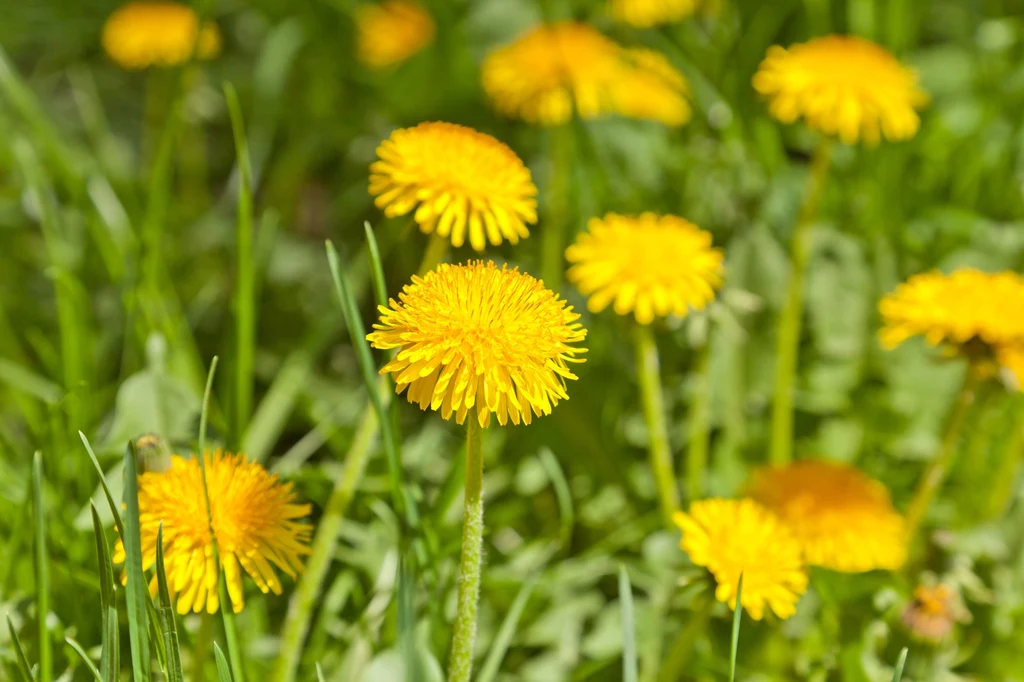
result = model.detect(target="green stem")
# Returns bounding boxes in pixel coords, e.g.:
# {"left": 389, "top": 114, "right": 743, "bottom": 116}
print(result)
{"left": 33, "top": 452, "right": 51, "bottom": 682}
{"left": 687, "top": 344, "right": 711, "bottom": 502}
{"left": 635, "top": 324, "right": 681, "bottom": 523}
{"left": 449, "top": 419, "right": 484, "bottom": 682}
{"left": 987, "top": 396, "right": 1024, "bottom": 519}
{"left": 417, "top": 233, "right": 449, "bottom": 277}
{"left": 657, "top": 604, "right": 710, "bottom": 682}
{"left": 769, "top": 141, "right": 833, "bottom": 467}
{"left": 269, "top": 402, "right": 380, "bottom": 682}
{"left": 541, "top": 123, "right": 572, "bottom": 293}
{"left": 905, "top": 366, "right": 980, "bottom": 543}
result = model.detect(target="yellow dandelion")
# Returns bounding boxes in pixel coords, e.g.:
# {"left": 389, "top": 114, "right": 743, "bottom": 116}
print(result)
{"left": 481, "top": 22, "right": 689, "bottom": 126}
{"left": 674, "top": 499, "right": 808, "bottom": 620}
{"left": 102, "top": 2, "right": 221, "bottom": 70}
{"left": 369, "top": 122, "right": 538, "bottom": 251}
{"left": 753, "top": 36, "right": 927, "bottom": 145}
{"left": 366, "top": 261, "right": 587, "bottom": 427}
{"left": 609, "top": 0, "right": 699, "bottom": 28}
{"left": 998, "top": 345, "right": 1024, "bottom": 389}
{"left": 879, "top": 269, "right": 1024, "bottom": 380}
{"left": 113, "top": 451, "right": 312, "bottom": 614}
{"left": 749, "top": 460, "right": 907, "bottom": 572}
{"left": 566, "top": 213, "right": 723, "bottom": 325}
{"left": 356, "top": 0, "right": 435, "bottom": 69}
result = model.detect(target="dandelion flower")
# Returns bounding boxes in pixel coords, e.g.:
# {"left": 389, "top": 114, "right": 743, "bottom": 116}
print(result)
{"left": 609, "top": 0, "right": 699, "bottom": 28}
{"left": 481, "top": 22, "right": 689, "bottom": 126}
{"left": 674, "top": 499, "right": 808, "bottom": 620}
{"left": 102, "top": 2, "right": 221, "bottom": 70}
{"left": 998, "top": 345, "right": 1024, "bottom": 389}
{"left": 902, "top": 584, "right": 968, "bottom": 642}
{"left": 367, "top": 261, "right": 587, "bottom": 427}
{"left": 356, "top": 0, "right": 435, "bottom": 69}
{"left": 879, "top": 269, "right": 1024, "bottom": 381}
{"left": 369, "top": 122, "right": 538, "bottom": 251}
{"left": 113, "top": 451, "right": 312, "bottom": 614}
{"left": 749, "top": 460, "right": 907, "bottom": 572}
{"left": 566, "top": 213, "right": 723, "bottom": 325}
{"left": 753, "top": 36, "right": 927, "bottom": 145}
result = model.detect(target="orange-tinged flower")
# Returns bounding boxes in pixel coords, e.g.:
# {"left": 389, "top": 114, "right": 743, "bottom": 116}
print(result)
{"left": 369, "top": 122, "right": 537, "bottom": 251}
{"left": 753, "top": 36, "right": 926, "bottom": 145}
{"left": 902, "top": 584, "right": 968, "bottom": 642}
{"left": 113, "top": 452, "right": 312, "bottom": 614}
{"left": 566, "top": 213, "right": 723, "bottom": 324}
{"left": 367, "top": 261, "right": 587, "bottom": 427}
{"left": 102, "top": 2, "right": 221, "bottom": 70}
{"left": 609, "top": 0, "right": 700, "bottom": 27}
{"left": 749, "top": 460, "right": 907, "bottom": 572}
{"left": 356, "top": 0, "right": 435, "bottom": 69}
{"left": 674, "top": 499, "right": 808, "bottom": 620}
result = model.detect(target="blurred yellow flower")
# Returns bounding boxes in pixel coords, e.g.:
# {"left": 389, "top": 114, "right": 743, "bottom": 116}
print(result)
{"left": 102, "top": 2, "right": 221, "bottom": 70}
{"left": 367, "top": 261, "right": 587, "bottom": 427}
{"left": 481, "top": 22, "right": 689, "bottom": 126}
{"left": 753, "top": 36, "right": 926, "bottom": 145}
{"left": 369, "top": 122, "right": 538, "bottom": 251}
{"left": 609, "top": 0, "right": 699, "bottom": 27}
{"left": 356, "top": 0, "right": 435, "bottom": 69}
{"left": 749, "top": 460, "right": 907, "bottom": 572}
{"left": 566, "top": 213, "right": 723, "bottom": 325}
{"left": 113, "top": 452, "right": 312, "bottom": 614}
{"left": 674, "top": 499, "right": 808, "bottom": 620}
{"left": 879, "top": 269, "right": 1024, "bottom": 383}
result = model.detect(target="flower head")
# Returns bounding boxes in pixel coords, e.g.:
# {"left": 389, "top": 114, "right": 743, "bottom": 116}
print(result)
{"left": 113, "top": 452, "right": 312, "bottom": 614}
{"left": 749, "top": 460, "right": 907, "bottom": 572}
{"left": 482, "top": 22, "right": 689, "bottom": 126}
{"left": 369, "top": 122, "right": 537, "bottom": 251}
{"left": 102, "top": 2, "right": 221, "bottom": 70}
{"left": 367, "top": 261, "right": 587, "bottom": 427}
{"left": 902, "top": 584, "right": 969, "bottom": 642}
{"left": 753, "top": 36, "right": 926, "bottom": 145}
{"left": 674, "top": 499, "right": 808, "bottom": 620}
{"left": 566, "top": 213, "right": 723, "bottom": 325}
{"left": 879, "top": 269, "right": 1024, "bottom": 381}
{"left": 356, "top": 0, "right": 435, "bottom": 69}
{"left": 609, "top": 0, "right": 699, "bottom": 27}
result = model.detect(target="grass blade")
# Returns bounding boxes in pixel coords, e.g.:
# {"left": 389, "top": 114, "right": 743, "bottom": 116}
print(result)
{"left": 122, "top": 441, "right": 152, "bottom": 682}
{"left": 619, "top": 566, "right": 638, "bottom": 682}
{"left": 155, "top": 525, "right": 184, "bottom": 682}
{"left": 224, "top": 82, "right": 256, "bottom": 451}
{"left": 79, "top": 431, "right": 126, "bottom": 541}
{"left": 91, "top": 504, "right": 119, "bottom": 681}
{"left": 213, "top": 643, "right": 233, "bottom": 682}
{"left": 538, "top": 448, "right": 574, "bottom": 551}
{"left": 32, "top": 451, "right": 51, "bottom": 682}
{"left": 315, "top": 663, "right": 326, "bottom": 682}
{"left": 891, "top": 648, "right": 908, "bottom": 682}
{"left": 398, "top": 552, "right": 421, "bottom": 682}
{"left": 363, "top": 222, "right": 388, "bottom": 309}
{"left": 65, "top": 636, "right": 102, "bottom": 682}
{"left": 729, "top": 574, "right": 744, "bottom": 682}
{"left": 6, "top": 615, "right": 35, "bottom": 682}
{"left": 476, "top": 575, "right": 539, "bottom": 682}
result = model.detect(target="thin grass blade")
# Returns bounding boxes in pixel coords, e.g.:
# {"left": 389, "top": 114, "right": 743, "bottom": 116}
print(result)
{"left": 32, "top": 451, "right": 51, "bottom": 682}
{"left": 315, "top": 663, "right": 326, "bottom": 682}
{"left": 476, "top": 575, "right": 539, "bottom": 682}
{"left": 6, "top": 615, "right": 35, "bottom": 682}
{"left": 729, "top": 574, "right": 744, "bottom": 682}
{"left": 65, "top": 637, "right": 102, "bottom": 682}
{"left": 155, "top": 524, "right": 184, "bottom": 682}
{"left": 122, "top": 441, "right": 152, "bottom": 682}
{"left": 891, "top": 648, "right": 908, "bottom": 682}
{"left": 618, "top": 566, "right": 638, "bottom": 682}
{"left": 90, "top": 504, "right": 119, "bottom": 681}
{"left": 79, "top": 432, "right": 126, "bottom": 541}
{"left": 398, "top": 552, "right": 421, "bottom": 682}
{"left": 363, "top": 222, "right": 388, "bottom": 309}
{"left": 213, "top": 643, "right": 233, "bottom": 682}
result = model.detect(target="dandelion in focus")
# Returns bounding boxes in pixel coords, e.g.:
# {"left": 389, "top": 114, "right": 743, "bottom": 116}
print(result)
{"left": 749, "top": 460, "right": 907, "bottom": 572}
{"left": 566, "top": 212, "right": 723, "bottom": 325}
{"left": 674, "top": 498, "right": 808, "bottom": 620}
{"left": 113, "top": 451, "right": 312, "bottom": 614}
{"left": 369, "top": 122, "right": 538, "bottom": 252}
{"left": 356, "top": 0, "right": 435, "bottom": 69}
{"left": 609, "top": 0, "right": 699, "bottom": 27}
{"left": 902, "top": 584, "right": 968, "bottom": 642}
{"left": 753, "top": 36, "right": 927, "bottom": 145}
{"left": 481, "top": 22, "right": 689, "bottom": 126}
{"left": 102, "top": 1, "right": 221, "bottom": 70}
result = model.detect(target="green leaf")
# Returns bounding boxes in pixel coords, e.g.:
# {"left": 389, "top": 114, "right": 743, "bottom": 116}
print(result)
{"left": 65, "top": 636, "right": 102, "bottom": 682}
{"left": 397, "top": 552, "right": 421, "bottom": 682}
{"left": 91, "top": 504, "right": 119, "bottom": 681}
{"left": 364, "top": 222, "right": 389, "bottom": 310}
{"left": 729, "top": 574, "right": 744, "bottom": 682}
{"left": 6, "top": 615, "right": 35, "bottom": 682}
{"left": 155, "top": 525, "right": 184, "bottom": 682}
{"left": 32, "top": 451, "right": 51, "bottom": 682}
{"left": 618, "top": 566, "right": 638, "bottom": 682}
{"left": 476, "top": 575, "right": 539, "bottom": 682}
{"left": 214, "top": 643, "right": 234, "bottom": 682}
{"left": 315, "top": 663, "right": 326, "bottom": 682}
{"left": 122, "top": 441, "right": 152, "bottom": 682}
{"left": 891, "top": 648, "right": 908, "bottom": 682}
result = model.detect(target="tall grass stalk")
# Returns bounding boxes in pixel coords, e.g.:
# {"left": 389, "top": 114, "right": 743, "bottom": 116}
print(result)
{"left": 541, "top": 123, "right": 573, "bottom": 292}
{"left": 448, "top": 418, "right": 485, "bottom": 682}
{"left": 729, "top": 574, "right": 744, "bottom": 682}
{"left": 769, "top": 140, "right": 833, "bottom": 467}
{"left": 619, "top": 566, "right": 639, "bottom": 682}
{"left": 687, "top": 343, "right": 711, "bottom": 501}
{"left": 634, "top": 324, "right": 681, "bottom": 523}
{"left": 32, "top": 451, "right": 51, "bottom": 682}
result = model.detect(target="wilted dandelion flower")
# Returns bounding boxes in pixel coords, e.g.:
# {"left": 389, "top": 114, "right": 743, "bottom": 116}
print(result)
{"left": 902, "top": 584, "right": 968, "bottom": 642}
{"left": 879, "top": 269, "right": 1024, "bottom": 380}
{"left": 367, "top": 261, "right": 587, "bottom": 427}
{"left": 113, "top": 451, "right": 312, "bottom": 614}
{"left": 749, "top": 460, "right": 907, "bottom": 572}
{"left": 102, "top": 2, "right": 221, "bottom": 70}
{"left": 481, "top": 22, "right": 689, "bottom": 126}
{"left": 674, "top": 499, "right": 808, "bottom": 620}
{"left": 356, "top": 0, "right": 435, "bottom": 69}
{"left": 369, "top": 122, "right": 538, "bottom": 251}
{"left": 566, "top": 213, "right": 723, "bottom": 325}
{"left": 753, "top": 36, "right": 926, "bottom": 145}
{"left": 609, "top": 0, "right": 699, "bottom": 28}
